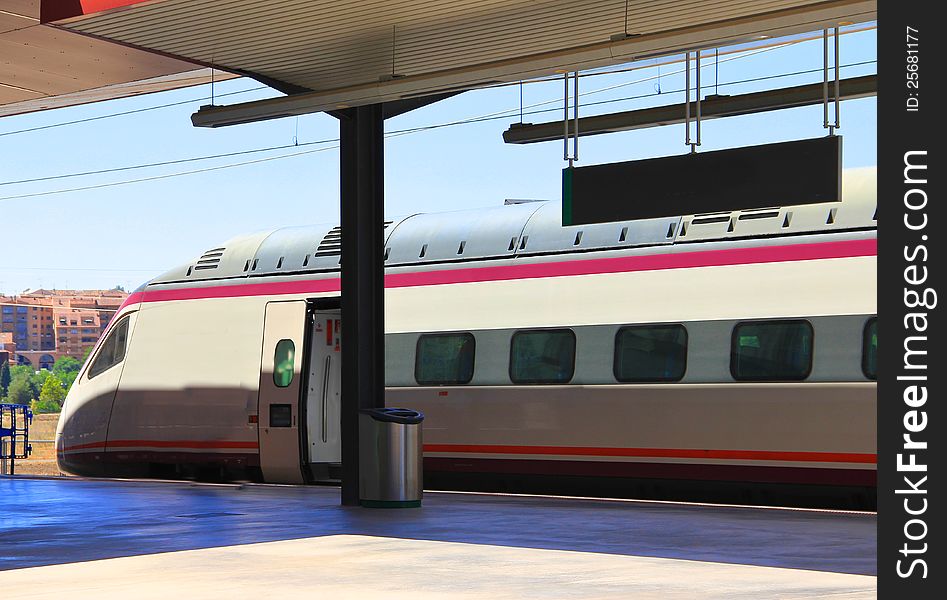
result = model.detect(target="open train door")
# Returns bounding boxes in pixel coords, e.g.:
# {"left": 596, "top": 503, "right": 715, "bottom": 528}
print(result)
{"left": 305, "top": 306, "right": 342, "bottom": 481}
{"left": 258, "top": 301, "right": 307, "bottom": 484}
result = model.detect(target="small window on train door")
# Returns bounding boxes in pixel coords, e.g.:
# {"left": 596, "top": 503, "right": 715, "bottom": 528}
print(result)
{"left": 415, "top": 333, "right": 475, "bottom": 385}
{"left": 862, "top": 318, "right": 877, "bottom": 380}
{"left": 614, "top": 324, "right": 687, "bottom": 382}
{"left": 730, "top": 319, "right": 813, "bottom": 381}
{"left": 273, "top": 339, "right": 296, "bottom": 388}
{"left": 87, "top": 316, "right": 130, "bottom": 379}
{"left": 510, "top": 329, "right": 576, "bottom": 384}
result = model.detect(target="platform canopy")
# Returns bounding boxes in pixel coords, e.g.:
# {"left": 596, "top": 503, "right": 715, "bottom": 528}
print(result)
{"left": 40, "top": 0, "right": 876, "bottom": 126}
{"left": 0, "top": 0, "right": 238, "bottom": 118}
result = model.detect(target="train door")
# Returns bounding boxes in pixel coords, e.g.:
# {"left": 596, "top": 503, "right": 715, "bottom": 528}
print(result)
{"left": 258, "top": 301, "right": 306, "bottom": 484}
{"left": 306, "top": 309, "right": 342, "bottom": 470}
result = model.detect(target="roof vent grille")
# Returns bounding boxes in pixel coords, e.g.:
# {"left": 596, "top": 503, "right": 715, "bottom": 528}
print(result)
{"left": 315, "top": 227, "right": 342, "bottom": 257}
{"left": 314, "top": 222, "right": 393, "bottom": 257}
{"left": 194, "top": 247, "right": 225, "bottom": 271}
{"left": 691, "top": 214, "right": 730, "bottom": 225}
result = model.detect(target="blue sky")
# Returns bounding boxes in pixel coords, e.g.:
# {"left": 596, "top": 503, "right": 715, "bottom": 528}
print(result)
{"left": 0, "top": 27, "right": 876, "bottom": 295}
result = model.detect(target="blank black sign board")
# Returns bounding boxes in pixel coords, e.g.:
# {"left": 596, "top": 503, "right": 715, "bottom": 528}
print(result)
{"left": 562, "top": 136, "right": 841, "bottom": 226}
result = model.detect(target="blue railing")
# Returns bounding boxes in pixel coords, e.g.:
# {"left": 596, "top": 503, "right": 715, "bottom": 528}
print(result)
{"left": 1, "top": 404, "right": 33, "bottom": 475}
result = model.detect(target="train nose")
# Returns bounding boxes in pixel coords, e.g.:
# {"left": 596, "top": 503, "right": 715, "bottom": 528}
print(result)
{"left": 55, "top": 385, "right": 111, "bottom": 477}
{"left": 55, "top": 430, "right": 65, "bottom": 472}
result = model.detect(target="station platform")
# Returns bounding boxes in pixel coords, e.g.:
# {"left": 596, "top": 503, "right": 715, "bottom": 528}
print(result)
{"left": 1, "top": 476, "right": 876, "bottom": 598}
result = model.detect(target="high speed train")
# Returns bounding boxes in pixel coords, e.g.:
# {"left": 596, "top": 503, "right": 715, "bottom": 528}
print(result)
{"left": 56, "top": 167, "right": 877, "bottom": 507}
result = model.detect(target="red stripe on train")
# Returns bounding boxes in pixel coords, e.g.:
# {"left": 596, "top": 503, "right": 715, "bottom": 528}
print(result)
{"left": 423, "top": 444, "right": 877, "bottom": 464}
{"left": 425, "top": 457, "right": 878, "bottom": 486}
{"left": 63, "top": 440, "right": 259, "bottom": 452}
{"left": 128, "top": 238, "right": 875, "bottom": 304}
{"left": 63, "top": 440, "right": 875, "bottom": 465}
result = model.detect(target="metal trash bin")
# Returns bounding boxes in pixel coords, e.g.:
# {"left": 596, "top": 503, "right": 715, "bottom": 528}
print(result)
{"left": 359, "top": 407, "right": 424, "bottom": 508}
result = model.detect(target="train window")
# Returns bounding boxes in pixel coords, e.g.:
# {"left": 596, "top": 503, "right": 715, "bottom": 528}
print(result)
{"left": 510, "top": 329, "right": 576, "bottom": 384}
{"left": 730, "top": 320, "right": 813, "bottom": 381}
{"left": 862, "top": 318, "right": 878, "bottom": 380}
{"left": 614, "top": 324, "right": 687, "bottom": 382}
{"left": 87, "top": 316, "right": 130, "bottom": 379}
{"left": 273, "top": 339, "right": 295, "bottom": 388}
{"left": 415, "top": 333, "right": 475, "bottom": 385}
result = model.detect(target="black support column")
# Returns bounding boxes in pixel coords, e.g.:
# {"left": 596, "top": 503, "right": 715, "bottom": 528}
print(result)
{"left": 338, "top": 104, "right": 386, "bottom": 506}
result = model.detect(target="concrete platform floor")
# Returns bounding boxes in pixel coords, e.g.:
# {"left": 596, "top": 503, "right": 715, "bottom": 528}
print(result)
{"left": 1, "top": 477, "right": 876, "bottom": 598}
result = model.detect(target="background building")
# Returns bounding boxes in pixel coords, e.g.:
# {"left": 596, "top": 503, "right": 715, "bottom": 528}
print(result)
{"left": 0, "top": 289, "right": 127, "bottom": 367}
{"left": 0, "top": 331, "right": 15, "bottom": 366}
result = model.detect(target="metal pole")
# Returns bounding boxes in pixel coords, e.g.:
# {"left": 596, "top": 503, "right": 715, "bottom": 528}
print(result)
{"left": 823, "top": 29, "right": 829, "bottom": 131}
{"left": 834, "top": 27, "right": 841, "bottom": 129}
{"left": 685, "top": 52, "right": 691, "bottom": 148}
{"left": 572, "top": 71, "right": 579, "bottom": 161}
{"left": 339, "top": 103, "right": 386, "bottom": 507}
{"left": 563, "top": 73, "right": 569, "bottom": 162}
{"left": 695, "top": 49, "right": 701, "bottom": 149}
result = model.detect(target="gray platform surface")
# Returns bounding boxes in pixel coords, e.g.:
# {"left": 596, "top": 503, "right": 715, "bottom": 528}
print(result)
{"left": 1, "top": 476, "right": 875, "bottom": 576}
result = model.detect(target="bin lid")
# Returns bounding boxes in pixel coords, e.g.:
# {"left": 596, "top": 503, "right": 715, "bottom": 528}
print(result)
{"left": 359, "top": 407, "right": 424, "bottom": 424}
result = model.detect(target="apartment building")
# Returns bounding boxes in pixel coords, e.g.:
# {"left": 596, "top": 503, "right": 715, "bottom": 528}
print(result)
{"left": 0, "top": 289, "right": 127, "bottom": 367}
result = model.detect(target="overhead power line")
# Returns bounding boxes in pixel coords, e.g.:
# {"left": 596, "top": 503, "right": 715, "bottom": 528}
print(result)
{"left": 0, "top": 143, "right": 342, "bottom": 201}
{"left": 0, "top": 137, "right": 338, "bottom": 186}
{"left": 0, "top": 83, "right": 270, "bottom": 138}
{"left": 0, "top": 59, "right": 876, "bottom": 202}
{"left": 4, "top": 266, "right": 164, "bottom": 272}
{"left": 0, "top": 23, "right": 875, "bottom": 141}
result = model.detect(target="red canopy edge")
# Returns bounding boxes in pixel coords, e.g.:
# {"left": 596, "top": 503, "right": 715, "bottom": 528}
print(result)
{"left": 41, "top": 0, "right": 156, "bottom": 24}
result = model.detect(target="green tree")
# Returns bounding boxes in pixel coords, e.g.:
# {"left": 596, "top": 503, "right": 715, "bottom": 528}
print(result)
{"left": 33, "top": 373, "right": 66, "bottom": 413}
{"left": 0, "top": 362, "right": 10, "bottom": 397}
{"left": 5, "top": 377, "right": 34, "bottom": 406}
{"left": 9, "top": 364, "right": 32, "bottom": 382}
{"left": 7, "top": 365, "right": 37, "bottom": 400}
{"left": 50, "top": 356, "right": 84, "bottom": 396}
{"left": 52, "top": 356, "right": 81, "bottom": 375}
{"left": 60, "top": 370, "right": 79, "bottom": 392}
{"left": 30, "top": 370, "right": 49, "bottom": 398}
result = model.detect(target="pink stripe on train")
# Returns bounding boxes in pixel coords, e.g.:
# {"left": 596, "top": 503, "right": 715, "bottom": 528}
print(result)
{"left": 118, "top": 238, "right": 875, "bottom": 306}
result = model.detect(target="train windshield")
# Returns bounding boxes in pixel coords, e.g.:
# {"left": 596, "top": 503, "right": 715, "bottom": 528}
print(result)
{"left": 88, "top": 317, "right": 129, "bottom": 379}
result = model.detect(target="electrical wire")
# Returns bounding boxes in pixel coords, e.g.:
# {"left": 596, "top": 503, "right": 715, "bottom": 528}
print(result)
{"left": 4, "top": 266, "right": 163, "bottom": 272}
{"left": 0, "top": 83, "right": 270, "bottom": 138}
{"left": 0, "top": 24, "right": 876, "bottom": 143}
{"left": 386, "top": 59, "right": 875, "bottom": 138}
{"left": 487, "top": 23, "right": 875, "bottom": 86}
{"left": 0, "top": 59, "right": 876, "bottom": 202}
{"left": 0, "top": 137, "right": 338, "bottom": 186}
{"left": 0, "top": 143, "right": 342, "bottom": 201}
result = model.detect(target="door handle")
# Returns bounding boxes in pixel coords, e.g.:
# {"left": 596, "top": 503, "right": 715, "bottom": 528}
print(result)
{"left": 321, "top": 356, "right": 331, "bottom": 443}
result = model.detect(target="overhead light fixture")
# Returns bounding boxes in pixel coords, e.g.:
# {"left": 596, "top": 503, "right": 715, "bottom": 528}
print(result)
{"left": 503, "top": 75, "right": 876, "bottom": 144}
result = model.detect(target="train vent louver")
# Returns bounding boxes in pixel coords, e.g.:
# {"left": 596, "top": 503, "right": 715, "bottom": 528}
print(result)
{"left": 193, "top": 247, "right": 225, "bottom": 271}
{"left": 691, "top": 214, "right": 730, "bottom": 225}
{"left": 314, "top": 222, "right": 393, "bottom": 258}
{"left": 314, "top": 227, "right": 342, "bottom": 257}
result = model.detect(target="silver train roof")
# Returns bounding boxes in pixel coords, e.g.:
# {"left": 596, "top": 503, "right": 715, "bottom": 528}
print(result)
{"left": 151, "top": 166, "right": 877, "bottom": 285}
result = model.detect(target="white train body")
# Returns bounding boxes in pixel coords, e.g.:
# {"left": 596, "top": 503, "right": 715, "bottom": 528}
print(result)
{"left": 57, "top": 168, "right": 877, "bottom": 505}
